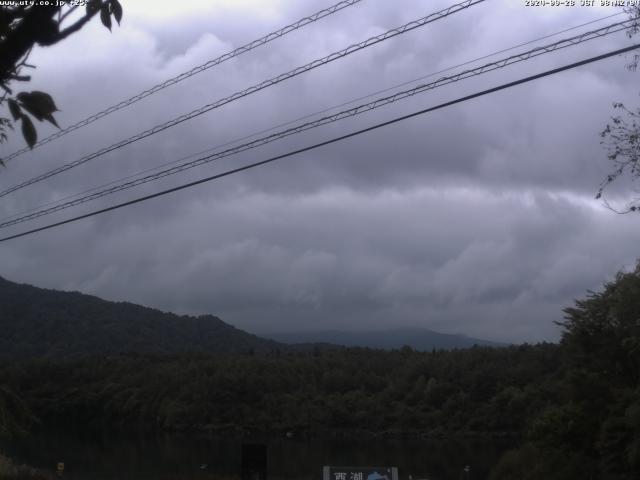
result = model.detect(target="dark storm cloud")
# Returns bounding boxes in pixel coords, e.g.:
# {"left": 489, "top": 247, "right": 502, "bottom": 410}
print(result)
{"left": 1, "top": 0, "right": 639, "bottom": 343}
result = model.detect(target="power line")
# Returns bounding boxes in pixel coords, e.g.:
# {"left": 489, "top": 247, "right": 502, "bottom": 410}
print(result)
{"left": 0, "top": 18, "right": 632, "bottom": 230}
{"left": 0, "top": 12, "right": 624, "bottom": 225}
{"left": 1, "top": 43, "right": 637, "bottom": 243}
{"left": 2, "top": 0, "right": 367, "bottom": 163}
{"left": 0, "top": 0, "right": 485, "bottom": 199}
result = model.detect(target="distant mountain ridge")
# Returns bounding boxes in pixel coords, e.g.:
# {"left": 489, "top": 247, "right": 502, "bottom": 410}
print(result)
{"left": 0, "top": 276, "right": 282, "bottom": 360}
{"left": 265, "top": 327, "right": 507, "bottom": 351}
{"left": 0, "top": 276, "right": 505, "bottom": 360}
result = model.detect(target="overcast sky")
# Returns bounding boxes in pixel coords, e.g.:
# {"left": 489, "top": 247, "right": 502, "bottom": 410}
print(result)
{"left": 1, "top": 0, "right": 639, "bottom": 342}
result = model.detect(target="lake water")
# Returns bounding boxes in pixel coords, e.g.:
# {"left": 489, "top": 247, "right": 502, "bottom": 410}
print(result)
{"left": 1, "top": 432, "right": 514, "bottom": 480}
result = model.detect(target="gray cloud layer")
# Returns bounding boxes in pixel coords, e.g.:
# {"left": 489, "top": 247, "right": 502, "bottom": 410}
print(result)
{"left": 1, "top": 0, "right": 639, "bottom": 342}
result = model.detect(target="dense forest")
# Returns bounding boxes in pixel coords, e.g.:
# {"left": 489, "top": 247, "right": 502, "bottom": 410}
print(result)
{"left": 1, "top": 262, "right": 639, "bottom": 479}
{"left": 0, "top": 344, "right": 561, "bottom": 436}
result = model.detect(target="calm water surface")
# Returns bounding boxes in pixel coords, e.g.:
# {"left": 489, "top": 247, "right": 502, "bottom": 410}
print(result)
{"left": 1, "top": 432, "right": 514, "bottom": 480}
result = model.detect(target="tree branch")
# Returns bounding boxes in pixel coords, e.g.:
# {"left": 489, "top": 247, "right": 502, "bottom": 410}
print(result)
{"left": 48, "top": 9, "right": 98, "bottom": 44}
{"left": 8, "top": 74, "right": 30, "bottom": 82}
{"left": 0, "top": 2, "right": 106, "bottom": 84}
{"left": 0, "top": 6, "right": 59, "bottom": 84}
{"left": 58, "top": 6, "right": 79, "bottom": 26}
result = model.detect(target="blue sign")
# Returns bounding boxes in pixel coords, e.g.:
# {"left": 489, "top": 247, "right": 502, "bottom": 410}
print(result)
{"left": 323, "top": 466, "right": 398, "bottom": 480}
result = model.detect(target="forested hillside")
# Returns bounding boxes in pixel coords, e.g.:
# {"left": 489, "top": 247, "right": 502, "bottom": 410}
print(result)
{"left": 0, "top": 276, "right": 282, "bottom": 359}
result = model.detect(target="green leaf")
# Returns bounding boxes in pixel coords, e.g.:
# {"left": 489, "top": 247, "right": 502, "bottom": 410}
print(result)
{"left": 42, "top": 113, "right": 59, "bottom": 128}
{"left": 110, "top": 0, "right": 123, "bottom": 25}
{"left": 7, "top": 98, "right": 21, "bottom": 121}
{"left": 17, "top": 91, "right": 59, "bottom": 125}
{"left": 100, "top": 3, "right": 112, "bottom": 31}
{"left": 21, "top": 115, "right": 36, "bottom": 148}
{"left": 28, "top": 91, "right": 58, "bottom": 112}
{"left": 17, "top": 105, "right": 43, "bottom": 121}
{"left": 86, "top": 0, "right": 101, "bottom": 15}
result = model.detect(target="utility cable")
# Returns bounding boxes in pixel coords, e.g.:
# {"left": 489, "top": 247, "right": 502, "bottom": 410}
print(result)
{"left": 1, "top": 10, "right": 622, "bottom": 225}
{"left": 0, "top": 0, "right": 485, "bottom": 199}
{"left": 2, "top": 0, "right": 367, "bottom": 162}
{"left": 1, "top": 43, "right": 637, "bottom": 243}
{"left": 0, "top": 18, "right": 632, "bottom": 230}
